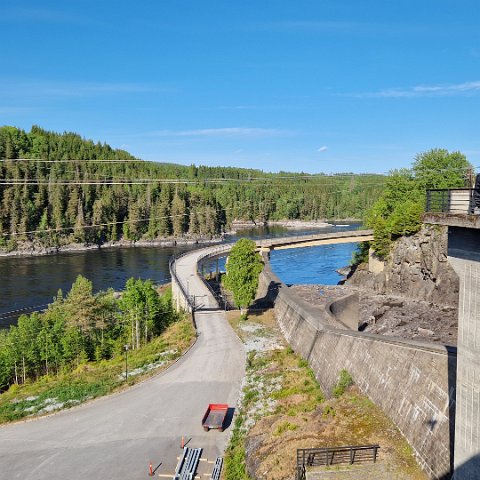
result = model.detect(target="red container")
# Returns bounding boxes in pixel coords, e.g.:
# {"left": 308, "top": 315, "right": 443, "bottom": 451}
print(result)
{"left": 202, "top": 404, "right": 228, "bottom": 432}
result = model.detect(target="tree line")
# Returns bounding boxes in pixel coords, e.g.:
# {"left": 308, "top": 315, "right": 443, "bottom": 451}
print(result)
{"left": 0, "top": 125, "right": 386, "bottom": 251}
{"left": 365, "top": 149, "right": 473, "bottom": 259}
{"left": 0, "top": 275, "right": 179, "bottom": 391}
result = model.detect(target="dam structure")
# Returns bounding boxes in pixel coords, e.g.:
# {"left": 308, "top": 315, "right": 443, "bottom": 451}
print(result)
{"left": 171, "top": 229, "right": 457, "bottom": 479}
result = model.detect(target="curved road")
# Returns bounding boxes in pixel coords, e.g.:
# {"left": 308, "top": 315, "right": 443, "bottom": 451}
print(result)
{"left": 0, "top": 247, "right": 245, "bottom": 479}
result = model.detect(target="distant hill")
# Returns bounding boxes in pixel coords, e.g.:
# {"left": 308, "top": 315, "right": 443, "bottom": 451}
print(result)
{"left": 0, "top": 125, "right": 385, "bottom": 250}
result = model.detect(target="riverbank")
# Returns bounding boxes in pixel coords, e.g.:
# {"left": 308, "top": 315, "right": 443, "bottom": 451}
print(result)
{"left": 229, "top": 219, "right": 335, "bottom": 230}
{"left": 0, "top": 236, "right": 222, "bottom": 258}
{"left": 1, "top": 219, "right": 361, "bottom": 258}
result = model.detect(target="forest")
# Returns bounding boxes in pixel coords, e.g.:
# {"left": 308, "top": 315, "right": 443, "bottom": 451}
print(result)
{"left": 0, "top": 125, "right": 386, "bottom": 251}
{"left": 0, "top": 275, "right": 180, "bottom": 391}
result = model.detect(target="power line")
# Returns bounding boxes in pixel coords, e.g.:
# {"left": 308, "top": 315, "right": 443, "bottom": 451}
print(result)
{"left": 1, "top": 157, "right": 477, "bottom": 177}
{"left": 0, "top": 202, "right": 241, "bottom": 237}
{"left": 0, "top": 178, "right": 387, "bottom": 187}
{"left": 0, "top": 186, "right": 365, "bottom": 238}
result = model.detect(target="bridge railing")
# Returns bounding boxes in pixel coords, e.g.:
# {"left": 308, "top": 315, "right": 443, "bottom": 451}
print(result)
{"left": 195, "top": 244, "right": 233, "bottom": 310}
{"left": 256, "top": 229, "right": 372, "bottom": 249}
{"left": 169, "top": 252, "right": 196, "bottom": 312}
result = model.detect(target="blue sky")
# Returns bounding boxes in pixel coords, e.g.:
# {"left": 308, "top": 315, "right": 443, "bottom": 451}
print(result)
{"left": 1, "top": 0, "right": 479, "bottom": 173}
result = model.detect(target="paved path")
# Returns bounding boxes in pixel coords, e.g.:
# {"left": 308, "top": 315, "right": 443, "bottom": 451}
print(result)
{"left": 0, "top": 248, "right": 245, "bottom": 479}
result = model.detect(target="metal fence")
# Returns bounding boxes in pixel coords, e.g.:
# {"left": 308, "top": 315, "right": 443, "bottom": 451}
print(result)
{"left": 426, "top": 188, "right": 476, "bottom": 214}
{"left": 296, "top": 445, "right": 380, "bottom": 480}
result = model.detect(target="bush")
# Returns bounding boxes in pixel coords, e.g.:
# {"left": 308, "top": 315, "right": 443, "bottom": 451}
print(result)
{"left": 332, "top": 369, "right": 353, "bottom": 398}
{"left": 365, "top": 149, "right": 472, "bottom": 258}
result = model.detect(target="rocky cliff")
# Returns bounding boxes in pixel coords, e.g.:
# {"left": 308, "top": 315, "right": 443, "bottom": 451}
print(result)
{"left": 346, "top": 224, "right": 459, "bottom": 307}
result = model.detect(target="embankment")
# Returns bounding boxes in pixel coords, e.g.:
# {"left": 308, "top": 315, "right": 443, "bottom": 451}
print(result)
{"left": 258, "top": 254, "right": 456, "bottom": 479}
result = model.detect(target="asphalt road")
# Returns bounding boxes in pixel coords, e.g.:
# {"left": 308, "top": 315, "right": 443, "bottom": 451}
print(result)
{"left": 0, "top": 247, "right": 245, "bottom": 480}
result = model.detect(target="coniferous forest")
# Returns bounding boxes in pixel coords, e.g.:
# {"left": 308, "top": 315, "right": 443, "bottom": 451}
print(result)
{"left": 0, "top": 125, "right": 386, "bottom": 251}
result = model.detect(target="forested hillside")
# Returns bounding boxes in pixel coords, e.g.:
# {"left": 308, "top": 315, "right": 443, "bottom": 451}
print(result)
{"left": 0, "top": 126, "right": 385, "bottom": 251}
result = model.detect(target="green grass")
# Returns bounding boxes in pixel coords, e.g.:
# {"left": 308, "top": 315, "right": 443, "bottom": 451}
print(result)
{"left": 224, "top": 413, "right": 251, "bottom": 480}
{"left": 0, "top": 318, "right": 195, "bottom": 424}
{"left": 273, "top": 421, "right": 298, "bottom": 436}
{"left": 332, "top": 369, "right": 354, "bottom": 398}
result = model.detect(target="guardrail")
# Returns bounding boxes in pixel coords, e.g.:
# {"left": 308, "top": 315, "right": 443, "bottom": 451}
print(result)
{"left": 169, "top": 252, "right": 196, "bottom": 312}
{"left": 426, "top": 188, "right": 478, "bottom": 214}
{"left": 196, "top": 244, "right": 233, "bottom": 310}
{"left": 296, "top": 444, "right": 380, "bottom": 480}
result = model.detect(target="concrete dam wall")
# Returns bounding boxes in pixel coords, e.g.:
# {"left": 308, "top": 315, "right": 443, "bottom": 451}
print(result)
{"left": 258, "top": 256, "right": 456, "bottom": 479}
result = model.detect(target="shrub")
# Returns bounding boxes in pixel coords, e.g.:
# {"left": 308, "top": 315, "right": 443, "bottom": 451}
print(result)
{"left": 332, "top": 369, "right": 353, "bottom": 398}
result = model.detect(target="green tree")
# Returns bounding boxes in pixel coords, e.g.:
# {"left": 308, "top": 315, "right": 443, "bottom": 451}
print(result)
{"left": 365, "top": 149, "right": 472, "bottom": 259}
{"left": 119, "top": 278, "right": 163, "bottom": 349}
{"left": 412, "top": 149, "right": 470, "bottom": 190}
{"left": 223, "top": 238, "right": 263, "bottom": 314}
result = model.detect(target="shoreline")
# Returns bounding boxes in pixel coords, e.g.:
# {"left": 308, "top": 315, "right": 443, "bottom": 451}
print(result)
{"left": 229, "top": 218, "right": 362, "bottom": 230}
{"left": 0, "top": 236, "right": 223, "bottom": 259}
{"left": 0, "top": 219, "right": 363, "bottom": 258}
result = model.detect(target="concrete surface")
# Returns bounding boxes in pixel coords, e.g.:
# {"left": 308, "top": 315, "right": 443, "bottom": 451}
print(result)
{"left": 0, "top": 249, "right": 245, "bottom": 480}
{"left": 448, "top": 229, "right": 480, "bottom": 479}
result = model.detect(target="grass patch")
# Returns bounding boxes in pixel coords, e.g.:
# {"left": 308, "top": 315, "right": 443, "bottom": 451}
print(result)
{"left": 224, "top": 413, "right": 251, "bottom": 480}
{"left": 273, "top": 421, "right": 298, "bottom": 436}
{"left": 0, "top": 317, "right": 195, "bottom": 424}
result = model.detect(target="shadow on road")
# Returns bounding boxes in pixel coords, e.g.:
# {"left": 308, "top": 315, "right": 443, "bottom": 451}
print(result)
{"left": 223, "top": 407, "right": 236, "bottom": 431}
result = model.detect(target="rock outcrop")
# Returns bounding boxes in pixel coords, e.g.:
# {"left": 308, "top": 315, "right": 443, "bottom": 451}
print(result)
{"left": 346, "top": 224, "right": 459, "bottom": 308}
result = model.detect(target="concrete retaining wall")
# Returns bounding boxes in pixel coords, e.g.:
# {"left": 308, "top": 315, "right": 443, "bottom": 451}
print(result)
{"left": 328, "top": 292, "right": 360, "bottom": 330}
{"left": 258, "top": 256, "right": 456, "bottom": 479}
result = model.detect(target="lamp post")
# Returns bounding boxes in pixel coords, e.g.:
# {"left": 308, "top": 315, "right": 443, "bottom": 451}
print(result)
{"left": 124, "top": 344, "right": 130, "bottom": 381}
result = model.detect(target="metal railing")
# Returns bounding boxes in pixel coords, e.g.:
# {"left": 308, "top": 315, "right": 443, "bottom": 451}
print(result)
{"left": 296, "top": 444, "right": 380, "bottom": 480}
{"left": 426, "top": 188, "right": 477, "bottom": 214}
{"left": 169, "top": 251, "right": 198, "bottom": 312}
{"left": 196, "top": 244, "right": 233, "bottom": 310}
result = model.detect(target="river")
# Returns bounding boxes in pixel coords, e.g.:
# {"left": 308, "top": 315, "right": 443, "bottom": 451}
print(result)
{"left": 0, "top": 223, "right": 360, "bottom": 328}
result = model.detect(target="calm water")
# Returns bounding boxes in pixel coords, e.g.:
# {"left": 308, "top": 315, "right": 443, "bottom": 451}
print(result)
{"left": 269, "top": 243, "right": 358, "bottom": 285}
{"left": 0, "top": 223, "right": 360, "bottom": 328}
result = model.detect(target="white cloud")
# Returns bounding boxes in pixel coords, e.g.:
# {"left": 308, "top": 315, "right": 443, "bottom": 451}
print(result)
{"left": 346, "top": 81, "right": 480, "bottom": 98}
{"left": 0, "top": 81, "right": 167, "bottom": 98}
{"left": 317, "top": 146, "right": 328, "bottom": 153}
{"left": 0, "top": 7, "right": 88, "bottom": 25}
{"left": 148, "top": 127, "right": 288, "bottom": 138}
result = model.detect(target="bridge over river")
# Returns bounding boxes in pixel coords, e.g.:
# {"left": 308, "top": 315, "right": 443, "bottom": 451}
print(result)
{"left": 256, "top": 229, "right": 373, "bottom": 250}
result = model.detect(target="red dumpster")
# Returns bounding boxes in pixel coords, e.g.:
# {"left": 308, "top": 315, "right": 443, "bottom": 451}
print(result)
{"left": 202, "top": 404, "right": 228, "bottom": 432}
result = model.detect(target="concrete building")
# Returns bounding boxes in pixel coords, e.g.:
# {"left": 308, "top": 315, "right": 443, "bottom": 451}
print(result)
{"left": 424, "top": 188, "right": 480, "bottom": 479}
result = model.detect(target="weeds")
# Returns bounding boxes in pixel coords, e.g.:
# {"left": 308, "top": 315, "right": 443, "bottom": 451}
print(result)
{"left": 332, "top": 369, "right": 354, "bottom": 398}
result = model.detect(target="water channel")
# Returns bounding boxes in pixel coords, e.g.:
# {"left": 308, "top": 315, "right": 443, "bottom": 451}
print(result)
{"left": 0, "top": 223, "right": 360, "bottom": 328}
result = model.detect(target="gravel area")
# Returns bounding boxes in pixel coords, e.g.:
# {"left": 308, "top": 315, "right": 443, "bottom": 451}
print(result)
{"left": 290, "top": 285, "right": 458, "bottom": 346}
